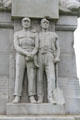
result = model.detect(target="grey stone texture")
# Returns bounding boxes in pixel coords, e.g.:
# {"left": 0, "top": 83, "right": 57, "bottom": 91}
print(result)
{"left": 2, "top": 0, "right": 80, "bottom": 13}
{"left": 6, "top": 15, "right": 80, "bottom": 114}
{"left": 12, "top": 0, "right": 59, "bottom": 19}
{"left": 0, "top": 0, "right": 79, "bottom": 117}
{"left": 37, "top": 18, "right": 60, "bottom": 104}
{"left": 0, "top": 10, "right": 13, "bottom": 114}
{"left": 59, "top": 0, "right": 80, "bottom": 11}
{"left": 56, "top": 15, "right": 80, "bottom": 114}
{"left": 0, "top": 116, "right": 75, "bottom": 120}
{"left": 0, "top": 8, "right": 79, "bottom": 114}
{"left": 7, "top": 103, "right": 65, "bottom": 115}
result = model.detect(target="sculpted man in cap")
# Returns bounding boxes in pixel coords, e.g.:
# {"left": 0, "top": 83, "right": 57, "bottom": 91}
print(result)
{"left": 13, "top": 17, "right": 38, "bottom": 103}
{"left": 37, "top": 18, "right": 60, "bottom": 103}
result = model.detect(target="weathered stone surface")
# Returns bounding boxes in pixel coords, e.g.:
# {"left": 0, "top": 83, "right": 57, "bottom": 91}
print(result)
{"left": 58, "top": 54, "right": 77, "bottom": 78}
{"left": 0, "top": 116, "right": 75, "bottom": 120}
{"left": 0, "top": 3, "right": 79, "bottom": 115}
{"left": 0, "top": 11, "right": 11, "bottom": 23}
{"left": 7, "top": 103, "right": 65, "bottom": 115}
{"left": 0, "top": 76, "right": 8, "bottom": 114}
{"left": 56, "top": 16, "right": 77, "bottom": 26}
{"left": 56, "top": 15, "right": 77, "bottom": 32}
{"left": 58, "top": 77, "right": 80, "bottom": 114}
{"left": 59, "top": 0, "right": 80, "bottom": 11}
{"left": 0, "top": 13, "right": 14, "bottom": 114}
{"left": 12, "top": 0, "right": 59, "bottom": 19}
{"left": 57, "top": 31, "right": 74, "bottom": 54}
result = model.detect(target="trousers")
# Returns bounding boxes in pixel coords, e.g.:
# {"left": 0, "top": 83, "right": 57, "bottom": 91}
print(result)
{"left": 14, "top": 53, "right": 36, "bottom": 97}
{"left": 37, "top": 52, "right": 55, "bottom": 99}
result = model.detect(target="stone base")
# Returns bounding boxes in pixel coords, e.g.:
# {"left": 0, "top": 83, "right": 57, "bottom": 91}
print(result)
{"left": 7, "top": 103, "right": 65, "bottom": 115}
{"left": 0, "top": 116, "right": 75, "bottom": 120}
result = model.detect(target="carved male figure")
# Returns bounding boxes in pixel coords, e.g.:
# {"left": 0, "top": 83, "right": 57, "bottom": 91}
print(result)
{"left": 37, "top": 18, "right": 60, "bottom": 103}
{"left": 13, "top": 17, "right": 38, "bottom": 103}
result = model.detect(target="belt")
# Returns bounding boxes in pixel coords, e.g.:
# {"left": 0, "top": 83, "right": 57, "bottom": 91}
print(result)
{"left": 39, "top": 47, "right": 54, "bottom": 54}
{"left": 21, "top": 46, "right": 34, "bottom": 49}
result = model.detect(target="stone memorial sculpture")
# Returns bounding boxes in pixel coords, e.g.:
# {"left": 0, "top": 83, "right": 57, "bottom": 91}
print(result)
{"left": 13, "top": 17, "right": 38, "bottom": 104}
{"left": 0, "top": 0, "right": 80, "bottom": 117}
{"left": 37, "top": 18, "right": 60, "bottom": 104}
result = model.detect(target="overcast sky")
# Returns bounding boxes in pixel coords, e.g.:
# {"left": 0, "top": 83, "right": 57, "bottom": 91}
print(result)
{"left": 74, "top": 18, "right": 80, "bottom": 81}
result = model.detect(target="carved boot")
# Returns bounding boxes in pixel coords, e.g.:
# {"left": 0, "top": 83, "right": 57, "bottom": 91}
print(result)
{"left": 12, "top": 96, "right": 20, "bottom": 104}
{"left": 29, "top": 96, "right": 36, "bottom": 103}
{"left": 48, "top": 97, "right": 56, "bottom": 104}
{"left": 37, "top": 95, "right": 43, "bottom": 103}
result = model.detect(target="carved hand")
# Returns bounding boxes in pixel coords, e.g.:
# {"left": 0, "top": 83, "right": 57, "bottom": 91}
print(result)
{"left": 25, "top": 52, "right": 32, "bottom": 57}
{"left": 25, "top": 53, "right": 34, "bottom": 61}
{"left": 54, "top": 57, "right": 60, "bottom": 63}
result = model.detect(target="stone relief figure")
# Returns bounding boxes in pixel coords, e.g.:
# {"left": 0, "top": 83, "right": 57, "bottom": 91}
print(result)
{"left": 59, "top": 0, "right": 80, "bottom": 11}
{"left": 37, "top": 18, "right": 60, "bottom": 104}
{"left": 13, "top": 17, "right": 38, "bottom": 103}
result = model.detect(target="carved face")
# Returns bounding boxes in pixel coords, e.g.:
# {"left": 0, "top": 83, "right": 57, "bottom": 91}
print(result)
{"left": 22, "top": 17, "right": 31, "bottom": 29}
{"left": 41, "top": 18, "right": 49, "bottom": 30}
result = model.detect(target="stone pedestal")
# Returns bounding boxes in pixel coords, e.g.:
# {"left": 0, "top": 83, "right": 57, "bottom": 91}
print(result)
{"left": 7, "top": 103, "right": 65, "bottom": 115}
{"left": 0, "top": 116, "right": 75, "bottom": 120}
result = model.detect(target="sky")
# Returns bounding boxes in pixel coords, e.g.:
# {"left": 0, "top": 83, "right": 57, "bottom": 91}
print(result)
{"left": 74, "top": 18, "right": 80, "bottom": 81}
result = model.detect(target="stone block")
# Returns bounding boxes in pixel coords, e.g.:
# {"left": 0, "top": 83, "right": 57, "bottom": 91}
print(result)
{"left": 0, "top": 11, "right": 11, "bottom": 23}
{"left": 58, "top": 54, "right": 77, "bottom": 78}
{"left": 57, "top": 31, "right": 74, "bottom": 54}
{"left": 0, "top": 76, "right": 8, "bottom": 114}
{"left": 0, "top": 54, "right": 9, "bottom": 76}
{"left": 7, "top": 103, "right": 65, "bottom": 115}
{"left": 0, "top": 29, "right": 12, "bottom": 51}
{"left": 0, "top": 116, "right": 75, "bottom": 120}
{"left": 58, "top": 77, "right": 80, "bottom": 114}
{"left": 12, "top": 0, "right": 59, "bottom": 19}
{"left": 56, "top": 16, "right": 77, "bottom": 26}
{"left": 56, "top": 16, "right": 77, "bottom": 31}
